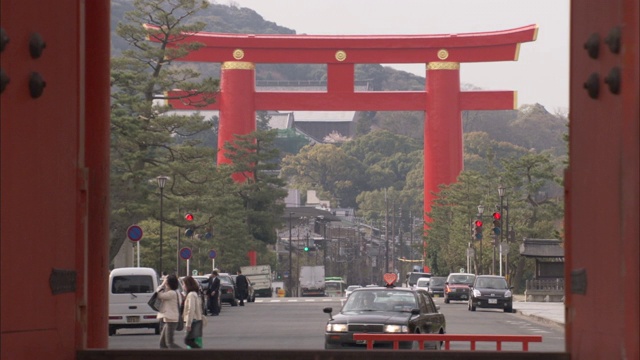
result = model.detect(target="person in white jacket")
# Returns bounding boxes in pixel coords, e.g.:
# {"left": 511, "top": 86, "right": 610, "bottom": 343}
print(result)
{"left": 182, "top": 276, "right": 205, "bottom": 348}
{"left": 156, "top": 274, "right": 182, "bottom": 349}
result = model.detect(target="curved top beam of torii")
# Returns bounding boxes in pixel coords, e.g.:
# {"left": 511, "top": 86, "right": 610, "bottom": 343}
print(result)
{"left": 149, "top": 25, "right": 538, "bottom": 258}
{"left": 146, "top": 24, "right": 538, "bottom": 64}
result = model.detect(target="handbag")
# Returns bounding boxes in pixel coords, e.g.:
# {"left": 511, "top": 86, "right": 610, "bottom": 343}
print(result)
{"left": 147, "top": 291, "right": 162, "bottom": 312}
{"left": 185, "top": 319, "right": 203, "bottom": 340}
{"left": 176, "top": 291, "right": 185, "bottom": 331}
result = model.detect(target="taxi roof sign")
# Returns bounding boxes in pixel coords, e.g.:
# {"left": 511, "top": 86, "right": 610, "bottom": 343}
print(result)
{"left": 383, "top": 273, "right": 397, "bottom": 287}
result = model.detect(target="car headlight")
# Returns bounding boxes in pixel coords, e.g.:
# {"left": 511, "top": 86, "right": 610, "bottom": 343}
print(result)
{"left": 504, "top": 290, "right": 512, "bottom": 298}
{"left": 326, "top": 323, "right": 348, "bottom": 332}
{"left": 472, "top": 289, "right": 482, "bottom": 297}
{"left": 384, "top": 325, "right": 409, "bottom": 333}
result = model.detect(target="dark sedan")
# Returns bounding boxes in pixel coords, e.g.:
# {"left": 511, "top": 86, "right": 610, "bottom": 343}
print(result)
{"left": 218, "top": 273, "right": 239, "bottom": 306}
{"left": 427, "top": 276, "right": 446, "bottom": 297}
{"left": 323, "top": 287, "right": 446, "bottom": 350}
{"left": 468, "top": 275, "right": 513, "bottom": 312}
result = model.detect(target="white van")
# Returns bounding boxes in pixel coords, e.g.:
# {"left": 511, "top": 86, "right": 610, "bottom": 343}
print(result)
{"left": 108, "top": 267, "right": 160, "bottom": 336}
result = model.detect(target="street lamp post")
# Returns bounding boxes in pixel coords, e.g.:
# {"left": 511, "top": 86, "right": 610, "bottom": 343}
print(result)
{"left": 477, "top": 204, "right": 484, "bottom": 274}
{"left": 156, "top": 176, "right": 169, "bottom": 275}
{"left": 498, "top": 184, "right": 506, "bottom": 277}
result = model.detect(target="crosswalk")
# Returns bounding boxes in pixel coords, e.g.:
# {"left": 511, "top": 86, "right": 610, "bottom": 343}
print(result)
{"left": 254, "top": 297, "right": 344, "bottom": 303}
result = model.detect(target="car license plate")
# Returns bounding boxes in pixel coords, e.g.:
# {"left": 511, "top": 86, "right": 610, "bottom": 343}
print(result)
{"left": 356, "top": 340, "right": 367, "bottom": 345}
{"left": 461, "top": 295, "right": 467, "bottom": 299}
{"left": 488, "top": 299, "right": 498, "bottom": 304}
{"left": 126, "top": 316, "right": 140, "bottom": 323}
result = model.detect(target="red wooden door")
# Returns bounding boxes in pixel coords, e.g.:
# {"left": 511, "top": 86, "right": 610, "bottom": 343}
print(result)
{"left": 567, "top": 0, "right": 638, "bottom": 358}
{"left": 1, "top": 1, "right": 110, "bottom": 358}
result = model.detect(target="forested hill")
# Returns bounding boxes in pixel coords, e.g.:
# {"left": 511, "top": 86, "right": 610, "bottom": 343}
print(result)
{"left": 110, "top": 0, "right": 567, "bottom": 156}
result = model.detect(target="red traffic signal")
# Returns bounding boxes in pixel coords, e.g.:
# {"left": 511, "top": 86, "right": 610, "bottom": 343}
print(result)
{"left": 473, "top": 220, "right": 484, "bottom": 240}
{"left": 185, "top": 213, "right": 194, "bottom": 221}
{"left": 492, "top": 212, "right": 501, "bottom": 220}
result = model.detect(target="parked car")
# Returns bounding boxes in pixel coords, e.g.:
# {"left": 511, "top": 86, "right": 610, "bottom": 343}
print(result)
{"left": 218, "top": 273, "right": 239, "bottom": 306}
{"left": 468, "top": 275, "right": 513, "bottom": 312}
{"left": 323, "top": 287, "right": 446, "bottom": 350}
{"left": 231, "top": 274, "right": 255, "bottom": 303}
{"left": 345, "top": 285, "right": 362, "bottom": 297}
{"left": 427, "top": 276, "right": 446, "bottom": 297}
{"left": 444, "top": 273, "right": 476, "bottom": 303}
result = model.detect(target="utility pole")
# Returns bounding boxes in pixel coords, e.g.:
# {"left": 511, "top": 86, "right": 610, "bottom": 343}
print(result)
{"left": 504, "top": 196, "right": 509, "bottom": 282}
{"left": 497, "top": 184, "right": 506, "bottom": 276}
{"left": 384, "top": 189, "right": 389, "bottom": 273}
{"left": 323, "top": 221, "right": 328, "bottom": 271}
{"left": 288, "top": 212, "right": 293, "bottom": 297}
{"left": 477, "top": 204, "right": 484, "bottom": 274}
{"left": 409, "top": 210, "right": 413, "bottom": 262}
{"left": 391, "top": 201, "right": 396, "bottom": 273}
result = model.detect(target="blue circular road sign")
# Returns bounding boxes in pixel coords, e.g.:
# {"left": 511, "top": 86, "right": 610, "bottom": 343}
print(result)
{"left": 208, "top": 249, "right": 217, "bottom": 259}
{"left": 127, "top": 225, "right": 143, "bottom": 242}
{"left": 180, "top": 247, "right": 192, "bottom": 260}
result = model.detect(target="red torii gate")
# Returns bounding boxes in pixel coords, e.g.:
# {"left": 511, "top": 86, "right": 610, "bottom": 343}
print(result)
{"left": 155, "top": 24, "right": 537, "bottom": 254}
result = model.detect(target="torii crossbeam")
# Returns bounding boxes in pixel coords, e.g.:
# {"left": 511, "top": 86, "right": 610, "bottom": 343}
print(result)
{"left": 148, "top": 24, "right": 538, "bottom": 269}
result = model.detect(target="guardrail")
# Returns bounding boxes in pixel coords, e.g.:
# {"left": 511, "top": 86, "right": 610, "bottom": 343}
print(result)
{"left": 526, "top": 278, "right": 564, "bottom": 291}
{"left": 352, "top": 333, "right": 543, "bottom": 351}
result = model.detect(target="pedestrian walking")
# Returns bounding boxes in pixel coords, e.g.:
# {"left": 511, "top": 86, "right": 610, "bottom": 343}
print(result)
{"left": 182, "top": 276, "right": 206, "bottom": 349}
{"left": 156, "top": 274, "right": 183, "bottom": 349}
{"left": 204, "top": 270, "right": 221, "bottom": 316}
{"left": 235, "top": 269, "right": 249, "bottom": 306}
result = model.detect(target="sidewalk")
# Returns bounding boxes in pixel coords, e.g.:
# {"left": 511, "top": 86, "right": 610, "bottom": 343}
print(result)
{"left": 512, "top": 294, "right": 565, "bottom": 326}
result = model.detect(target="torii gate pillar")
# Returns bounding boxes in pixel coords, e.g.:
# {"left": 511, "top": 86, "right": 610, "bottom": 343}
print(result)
{"left": 218, "top": 62, "right": 256, "bottom": 165}
{"left": 424, "top": 62, "right": 463, "bottom": 219}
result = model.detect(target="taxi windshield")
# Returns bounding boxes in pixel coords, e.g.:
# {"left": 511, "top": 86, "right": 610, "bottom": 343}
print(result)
{"left": 342, "top": 290, "right": 417, "bottom": 312}
{"left": 449, "top": 274, "right": 475, "bottom": 284}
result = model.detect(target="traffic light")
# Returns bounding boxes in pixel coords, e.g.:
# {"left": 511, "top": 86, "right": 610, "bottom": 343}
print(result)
{"left": 492, "top": 212, "right": 501, "bottom": 235}
{"left": 473, "top": 220, "right": 483, "bottom": 240}
{"left": 303, "top": 246, "right": 310, "bottom": 252}
{"left": 184, "top": 213, "right": 195, "bottom": 237}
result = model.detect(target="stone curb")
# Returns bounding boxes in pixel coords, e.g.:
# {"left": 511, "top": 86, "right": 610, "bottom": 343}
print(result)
{"left": 513, "top": 309, "right": 564, "bottom": 327}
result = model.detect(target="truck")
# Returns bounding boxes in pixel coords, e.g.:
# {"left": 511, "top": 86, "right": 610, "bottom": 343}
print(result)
{"left": 299, "top": 265, "right": 326, "bottom": 297}
{"left": 240, "top": 265, "right": 273, "bottom": 298}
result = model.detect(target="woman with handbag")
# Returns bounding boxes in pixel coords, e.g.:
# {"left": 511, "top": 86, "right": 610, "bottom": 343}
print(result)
{"left": 156, "top": 274, "right": 183, "bottom": 349}
{"left": 182, "top": 276, "right": 206, "bottom": 348}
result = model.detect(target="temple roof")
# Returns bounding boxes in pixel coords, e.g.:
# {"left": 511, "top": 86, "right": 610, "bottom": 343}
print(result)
{"left": 519, "top": 238, "right": 565, "bottom": 258}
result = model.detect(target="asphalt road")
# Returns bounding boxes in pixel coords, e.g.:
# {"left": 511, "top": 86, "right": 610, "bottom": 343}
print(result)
{"left": 109, "top": 296, "right": 564, "bottom": 352}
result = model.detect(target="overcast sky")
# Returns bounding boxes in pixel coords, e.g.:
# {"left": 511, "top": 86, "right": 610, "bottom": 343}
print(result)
{"left": 219, "top": 0, "right": 569, "bottom": 112}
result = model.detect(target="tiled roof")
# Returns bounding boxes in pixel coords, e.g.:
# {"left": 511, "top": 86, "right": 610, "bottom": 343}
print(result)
{"left": 519, "top": 238, "right": 565, "bottom": 258}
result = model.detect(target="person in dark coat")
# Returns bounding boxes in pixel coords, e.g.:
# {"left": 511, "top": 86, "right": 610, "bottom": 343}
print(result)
{"left": 204, "top": 270, "right": 221, "bottom": 316}
{"left": 235, "top": 269, "right": 249, "bottom": 306}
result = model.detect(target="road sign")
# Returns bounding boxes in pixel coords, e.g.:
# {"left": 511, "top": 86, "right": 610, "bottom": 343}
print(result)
{"left": 126, "top": 225, "right": 143, "bottom": 242}
{"left": 208, "top": 249, "right": 217, "bottom": 259}
{"left": 180, "top": 247, "right": 192, "bottom": 260}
